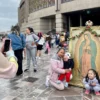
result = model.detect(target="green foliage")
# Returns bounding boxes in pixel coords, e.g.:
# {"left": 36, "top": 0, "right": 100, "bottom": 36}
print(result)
{"left": 68, "top": 26, "right": 99, "bottom": 41}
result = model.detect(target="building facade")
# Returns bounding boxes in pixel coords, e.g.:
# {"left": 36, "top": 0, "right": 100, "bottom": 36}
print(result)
{"left": 18, "top": 0, "right": 100, "bottom": 33}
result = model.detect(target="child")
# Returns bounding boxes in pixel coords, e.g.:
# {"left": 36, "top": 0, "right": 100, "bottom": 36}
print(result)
{"left": 83, "top": 69, "right": 100, "bottom": 95}
{"left": 45, "top": 36, "right": 51, "bottom": 55}
{"left": 57, "top": 52, "right": 74, "bottom": 87}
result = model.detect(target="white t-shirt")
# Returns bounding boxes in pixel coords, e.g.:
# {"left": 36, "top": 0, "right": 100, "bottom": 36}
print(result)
{"left": 38, "top": 37, "right": 45, "bottom": 45}
{"left": 56, "top": 34, "right": 60, "bottom": 39}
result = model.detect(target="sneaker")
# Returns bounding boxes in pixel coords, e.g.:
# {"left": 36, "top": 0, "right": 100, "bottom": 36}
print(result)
{"left": 64, "top": 82, "right": 68, "bottom": 88}
{"left": 95, "top": 92, "right": 100, "bottom": 96}
{"left": 24, "top": 69, "right": 29, "bottom": 72}
{"left": 85, "top": 90, "right": 90, "bottom": 95}
{"left": 34, "top": 69, "right": 37, "bottom": 72}
{"left": 16, "top": 72, "right": 23, "bottom": 76}
{"left": 45, "top": 76, "right": 50, "bottom": 87}
{"left": 56, "top": 80, "right": 61, "bottom": 84}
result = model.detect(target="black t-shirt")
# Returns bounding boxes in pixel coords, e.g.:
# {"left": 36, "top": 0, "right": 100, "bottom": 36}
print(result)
{"left": 63, "top": 59, "right": 74, "bottom": 69}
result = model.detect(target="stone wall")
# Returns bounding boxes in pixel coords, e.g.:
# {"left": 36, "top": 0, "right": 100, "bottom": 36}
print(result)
{"left": 19, "top": 0, "right": 100, "bottom": 33}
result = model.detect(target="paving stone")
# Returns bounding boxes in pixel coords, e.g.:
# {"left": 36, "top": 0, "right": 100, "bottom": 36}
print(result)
{"left": 74, "top": 96, "right": 82, "bottom": 100}
{"left": 0, "top": 94, "right": 6, "bottom": 100}
{"left": 39, "top": 88, "right": 53, "bottom": 97}
{"left": 50, "top": 88, "right": 81, "bottom": 97}
{"left": 38, "top": 84, "right": 48, "bottom": 90}
{"left": 65, "top": 96, "right": 82, "bottom": 100}
{"left": 27, "top": 92, "right": 39, "bottom": 98}
{"left": 0, "top": 46, "right": 96, "bottom": 99}
{"left": 12, "top": 98, "right": 22, "bottom": 100}
{"left": 94, "top": 96, "right": 100, "bottom": 100}
{"left": 23, "top": 77, "right": 38, "bottom": 83}
{"left": 16, "top": 81, "right": 31, "bottom": 88}
{"left": 83, "top": 94, "right": 92, "bottom": 100}
{"left": 2, "top": 96, "right": 16, "bottom": 100}
{"left": 37, "top": 97, "right": 48, "bottom": 100}
{"left": 9, "top": 90, "right": 19, "bottom": 97}
{"left": 48, "top": 97, "right": 65, "bottom": 100}
{"left": 7, "top": 82, "right": 18, "bottom": 88}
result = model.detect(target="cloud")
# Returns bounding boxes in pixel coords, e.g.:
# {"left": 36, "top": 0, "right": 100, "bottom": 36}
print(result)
{"left": 0, "top": 0, "right": 21, "bottom": 32}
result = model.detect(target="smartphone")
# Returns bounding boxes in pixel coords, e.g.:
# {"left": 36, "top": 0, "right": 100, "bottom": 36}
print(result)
{"left": 3, "top": 39, "right": 10, "bottom": 52}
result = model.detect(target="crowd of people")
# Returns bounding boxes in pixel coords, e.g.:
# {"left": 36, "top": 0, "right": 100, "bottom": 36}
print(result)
{"left": 0, "top": 26, "right": 100, "bottom": 96}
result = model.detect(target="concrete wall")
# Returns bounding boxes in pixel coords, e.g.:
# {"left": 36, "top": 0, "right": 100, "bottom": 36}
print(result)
{"left": 60, "top": 0, "right": 100, "bottom": 13}
{"left": 19, "top": 0, "right": 100, "bottom": 33}
{"left": 20, "top": 6, "right": 56, "bottom": 33}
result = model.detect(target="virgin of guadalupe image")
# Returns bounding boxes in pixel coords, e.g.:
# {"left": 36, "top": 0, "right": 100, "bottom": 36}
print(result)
{"left": 79, "top": 32, "right": 97, "bottom": 77}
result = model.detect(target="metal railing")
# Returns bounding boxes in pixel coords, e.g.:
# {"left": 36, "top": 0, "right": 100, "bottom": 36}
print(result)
{"left": 29, "top": 0, "right": 55, "bottom": 14}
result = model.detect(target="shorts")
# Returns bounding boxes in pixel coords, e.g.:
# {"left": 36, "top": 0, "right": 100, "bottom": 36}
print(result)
{"left": 37, "top": 44, "right": 43, "bottom": 50}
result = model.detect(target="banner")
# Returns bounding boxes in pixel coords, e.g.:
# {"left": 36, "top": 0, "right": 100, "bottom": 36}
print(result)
{"left": 69, "top": 26, "right": 100, "bottom": 87}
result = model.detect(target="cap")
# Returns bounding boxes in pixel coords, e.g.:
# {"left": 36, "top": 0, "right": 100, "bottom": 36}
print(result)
{"left": 65, "top": 52, "right": 71, "bottom": 58}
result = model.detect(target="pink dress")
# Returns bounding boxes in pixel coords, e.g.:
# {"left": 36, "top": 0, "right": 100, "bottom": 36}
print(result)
{"left": 46, "top": 41, "right": 50, "bottom": 54}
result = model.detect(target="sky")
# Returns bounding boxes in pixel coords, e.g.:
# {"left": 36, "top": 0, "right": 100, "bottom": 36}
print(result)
{"left": 0, "top": 0, "right": 21, "bottom": 32}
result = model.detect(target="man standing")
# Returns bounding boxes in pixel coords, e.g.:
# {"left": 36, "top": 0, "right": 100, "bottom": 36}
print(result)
{"left": 65, "top": 30, "right": 69, "bottom": 41}
{"left": 55, "top": 33, "right": 60, "bottom": 47}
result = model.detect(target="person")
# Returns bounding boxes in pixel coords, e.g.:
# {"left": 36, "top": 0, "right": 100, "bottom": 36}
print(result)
{"left": 79, "top": 33, "right": 97, "bottom": 77}
{"left": 51, "top": 35, "right": 55, "bottom": 48}
{"left": 24, "top": 27, "right": 39, "bottom": 72}
{"left": 23, "top": 48, "right": 26, "bottom": 59}
{"left": 58, "top": 40, "right": 67, "bottom": 49}
{"left": 55, "top": 33, "right": 60, "bottom": 46}
{"left": 45, "top": 36, "right": 51, "bottom": 55}
{"left": 37, "top": 32, "right": 42, "bottom": 39}
{"left": 45, "top": 48, "right": 69, "bottom": 90}
{"left": 60, "top": 34, "right": 65, "bottom": 43}
{"left": 23, "top": 34, "right": 26, "bottom": 59}
{"left": 8, "top": 26, "right": 26, "bottom": 76}
{"left": 36, "top": 32, "right": 45, "bottom": 59}
{"left": 0, "top": 39, "right": 18, "bottom": 78}
{"left": 83, "top": 69, "right": 100, "bottom": 95}
{"left": 65, "top": 30, "right": 69, "bottom": 41}
{"left": 57, "top": 52, "right": 74, "bottom": 88}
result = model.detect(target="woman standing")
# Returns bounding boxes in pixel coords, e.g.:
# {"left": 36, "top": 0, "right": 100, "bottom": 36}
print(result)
{"left": 8, "top": 26, "right": 26, "bottom": 76}
{"left": 45, "top": 48, "right": 69, "bottom": 90}
{"left": 37, "top": 32, "right": 45, "bottom": 59}
{"left": 24, "top": 27, "right": 39, "bottom": 72}
{"left": 45, "top": 36, "right": 51, "bottom": 55}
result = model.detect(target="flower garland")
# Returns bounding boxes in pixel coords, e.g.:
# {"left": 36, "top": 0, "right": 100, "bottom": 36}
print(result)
{"left": 68, "top": 26, "right": 100, "bottom": 41}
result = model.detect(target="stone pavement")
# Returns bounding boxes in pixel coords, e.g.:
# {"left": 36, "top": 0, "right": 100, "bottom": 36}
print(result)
{"left": 0, "top": 47, "right": 100, "bottom": 100}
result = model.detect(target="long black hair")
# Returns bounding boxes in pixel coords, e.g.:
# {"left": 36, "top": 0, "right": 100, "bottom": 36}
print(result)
{"left": 57, "top": 48, "right": 65, "bottom": 54}
{"left": 27, "top": 27, "right": 34, "bottom": 33}
{"left": 85, "top": 69, "right": 100, "bottom": 84}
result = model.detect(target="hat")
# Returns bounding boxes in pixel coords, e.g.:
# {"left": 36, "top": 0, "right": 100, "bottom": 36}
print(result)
{"left": 65, "top": 52, "right": 71, "bottom": 58}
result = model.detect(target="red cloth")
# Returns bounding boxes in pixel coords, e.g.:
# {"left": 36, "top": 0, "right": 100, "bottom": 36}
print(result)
{"left": 58, "top": 72, "right": 72, "bottom": 82}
